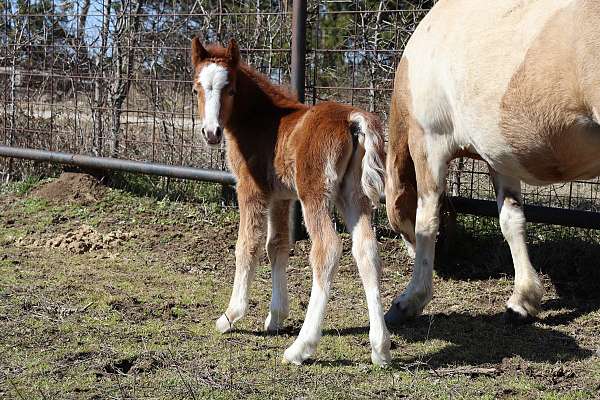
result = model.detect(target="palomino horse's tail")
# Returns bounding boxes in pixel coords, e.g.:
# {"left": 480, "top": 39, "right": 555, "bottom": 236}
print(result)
{"left": 349, "top": 112, "right": 386, "bottom": 207}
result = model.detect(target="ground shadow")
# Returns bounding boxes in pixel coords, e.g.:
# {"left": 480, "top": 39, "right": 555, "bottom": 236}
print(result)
{"left": 324, "top": 311, "right": 593, "bottom": 368}
{"left": 432, "top": 220, "right": 600, "bottom": 326}
{"left": 231, "top": 309, "right": 593, "bottom": 368}
{"left": 235, "top": 327, "right": 300, "bottom": 337}
{"left": 394, "top": 312, "right": 593, "bottom": 367}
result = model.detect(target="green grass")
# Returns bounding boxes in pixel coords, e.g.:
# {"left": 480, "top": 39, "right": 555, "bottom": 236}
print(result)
{"left": 0, "top": 175, "right": 45, "bottom": 196}
{"left": 0, "top": 176, "right": 599, "bottom": 399}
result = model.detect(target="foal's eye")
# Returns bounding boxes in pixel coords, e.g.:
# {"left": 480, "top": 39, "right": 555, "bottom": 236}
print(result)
{"left": 228, "top": 89, "right": 235, "bottom": 96}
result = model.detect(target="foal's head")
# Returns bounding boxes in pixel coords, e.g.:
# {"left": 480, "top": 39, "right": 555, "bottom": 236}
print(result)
{"left": 191, "top": 38, "right": 240, "bottom": 147}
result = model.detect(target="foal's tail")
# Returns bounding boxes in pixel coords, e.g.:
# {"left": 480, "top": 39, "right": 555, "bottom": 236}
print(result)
{"left": 349, "top": 112, "right": 386, "bottom": 208}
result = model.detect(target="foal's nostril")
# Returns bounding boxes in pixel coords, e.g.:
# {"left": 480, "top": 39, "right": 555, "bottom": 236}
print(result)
{"left": 201, "top": 127, "right": 206, "bottom": 136}
{"left": 215, "top": 126, "right": 222, "bottom": 138}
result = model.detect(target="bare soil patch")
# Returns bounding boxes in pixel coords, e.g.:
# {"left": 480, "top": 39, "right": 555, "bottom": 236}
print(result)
{"left": 15, "top": 225, "right": 137, "bottom": 254}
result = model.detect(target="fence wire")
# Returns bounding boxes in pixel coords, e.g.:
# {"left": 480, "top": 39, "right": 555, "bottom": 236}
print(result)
{"left": 1, "top": 0, "right": 599, "bottom": 215}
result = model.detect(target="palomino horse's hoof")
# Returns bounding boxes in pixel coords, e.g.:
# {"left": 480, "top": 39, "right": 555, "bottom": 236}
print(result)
{"left": 282, "top": 341, "right": 315, "bottom": 365}
{"left": 503, "top": 307, "right": 535, "bottom": 325}
{"left": 384, "top": 302, "right": 419, "bottom": 326}
{"left": 264, "top": 311, "right": 288, "bottom": 333}
{"left": 371, "top": 349, "right": 392, "bottom": 367}
{"left": 215, "top": 314, "right": 234, "bottom": 333}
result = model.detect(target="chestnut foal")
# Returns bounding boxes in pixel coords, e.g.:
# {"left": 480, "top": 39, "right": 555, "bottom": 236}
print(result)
{"left": 191, "top": 38, "right": 391, "bottom": 365}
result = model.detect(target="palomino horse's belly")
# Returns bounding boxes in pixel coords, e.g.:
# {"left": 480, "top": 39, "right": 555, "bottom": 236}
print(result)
{"left": 405, "top": 0, "right": 600, "bottom": 186}
{"left": 459, "top": 113, "right": 600, "bottom": 186}
{"left": 499, "top": 121, "right": 600, "bottom": 185}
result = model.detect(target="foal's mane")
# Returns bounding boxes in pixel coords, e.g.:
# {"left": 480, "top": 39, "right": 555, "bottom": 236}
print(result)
{"left": 205, "top": 43, "right": 306, "bottom": 111}
{"left": 239, "top": 64, "right": 306, "bottom": 111}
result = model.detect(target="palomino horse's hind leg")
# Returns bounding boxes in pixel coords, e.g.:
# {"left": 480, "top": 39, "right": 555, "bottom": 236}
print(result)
{"left": 283, "top": 197, "right": 342, "bottom": 365}
{"left": 491, "top": 171, "right": 544, "bottom": 323}
{"left": 264, "top": 199, "right": 291, "bottom": 332}
{"left": 337, "top": 186, "right": 391, "bottom": 366}
{"left": 385, "top": 136, "right": 448, "bottom": 324}
{"left": 216, "top": 188, "right": 267, "bottom": 333}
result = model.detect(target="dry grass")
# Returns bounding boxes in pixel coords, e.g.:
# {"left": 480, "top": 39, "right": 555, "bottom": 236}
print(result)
{"left": 0, "top": 176, "right": 599, "bottom": 399}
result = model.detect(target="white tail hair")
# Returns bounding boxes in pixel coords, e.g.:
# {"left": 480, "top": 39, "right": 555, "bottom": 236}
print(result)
{"left": 349, "top": 112, "right": 386, "bottom": 207}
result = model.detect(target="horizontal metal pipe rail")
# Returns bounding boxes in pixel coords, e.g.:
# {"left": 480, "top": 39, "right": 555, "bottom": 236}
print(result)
{"left": 0, "top": 145, "right": 236, "bottom": 185}
{"left": 448, "top": 197, "right": 600, "bottom": 230}
{"left": 1, "top": 145, "right": 599, "bottom": 230}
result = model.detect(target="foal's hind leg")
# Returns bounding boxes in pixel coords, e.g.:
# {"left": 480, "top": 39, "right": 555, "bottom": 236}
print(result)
{"left": 264, "top": 199, "right": 291, "bottom": 332}
{"left": 337, "top": 188, "right": 391, "bottom": 366}
{"left": 283, "top": 197, "right": 342, "bottom": 365}
{"left": 216, "top": 188, "right": 267, "bottom": 333}
{"left": 491, "top": 172, "right": 544, "bottom": 322}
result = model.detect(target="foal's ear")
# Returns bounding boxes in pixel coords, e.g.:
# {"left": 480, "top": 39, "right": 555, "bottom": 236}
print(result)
{"left": 226, "top": 39, "right": 240, "bottom": 66}
{"left": 191, "top": 37, "right": 209, "bottom": 66}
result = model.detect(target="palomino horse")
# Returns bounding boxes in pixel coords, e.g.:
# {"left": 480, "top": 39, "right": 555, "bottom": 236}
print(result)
{"left": 191, "top": 38, "right": 391, "bottom": 365}
{"left": 385, "top": 0, "right": 600, "bottom": 324}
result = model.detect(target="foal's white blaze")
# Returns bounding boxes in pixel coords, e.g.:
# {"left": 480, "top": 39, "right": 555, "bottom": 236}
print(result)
{"left": 198, "top": 63, "right": 229, "bottom": 136}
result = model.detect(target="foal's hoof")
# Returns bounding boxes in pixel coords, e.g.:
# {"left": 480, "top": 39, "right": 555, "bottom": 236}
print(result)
{"left": 281, "top": 356, "right": 300, "bottom": 366}
{"left": 264, "top": 320, "right": 283, "bottom": 333}
{"left": 282, "top": 351, "right": 304, "bottom": 366}
{"left": 505, "top": 284, "right": 543, "bottom": 324}
{"left": 215, "top": 314, "right": 234, "bottom": 333}
{"left": 503, "top": 307, "right": 535, "bottom": 325}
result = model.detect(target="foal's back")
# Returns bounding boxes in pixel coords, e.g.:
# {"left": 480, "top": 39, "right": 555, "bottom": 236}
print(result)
{"left": 275, "top": 102, "right": 366, "bottom": 196}
{"left": 402, "top": 0, "right": 600, "bottom": 184}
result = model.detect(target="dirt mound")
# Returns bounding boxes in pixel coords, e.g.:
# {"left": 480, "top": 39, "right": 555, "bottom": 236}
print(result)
{"left": 30, "top": 172, "right": 106, "bottom": 204}
{"left": 45, "top": 225, "right": 136, "bottom": 254}
{"left": 16, "top": 225, "right": 136, "bottom": 254}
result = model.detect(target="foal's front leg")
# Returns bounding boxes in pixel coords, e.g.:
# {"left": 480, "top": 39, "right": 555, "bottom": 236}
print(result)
{"left": 216, "top": 189, "right": 267, "bottom": 333}
{"left": 264, "top": 200, "right": 291, "bottom": 332}
{"left": 283, "top": 198, "right": 342, "bottom": 365}
{"left": 491, "top": 172, "right": 544, "bottom": 322}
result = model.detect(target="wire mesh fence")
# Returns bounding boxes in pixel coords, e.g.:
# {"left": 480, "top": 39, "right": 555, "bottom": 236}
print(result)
{"left": 1, "top": 0, "right": 600, "bottom": 217}
{"left": 1, "top": 0, "right": 295, "bottom": 177}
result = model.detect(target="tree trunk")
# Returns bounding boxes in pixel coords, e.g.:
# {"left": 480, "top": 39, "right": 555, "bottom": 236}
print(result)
{"left": 109, "top": 0, "right": 145, "bottom": 158}
{"left": 92, "top": 0, "right": 112, "bottom": 156}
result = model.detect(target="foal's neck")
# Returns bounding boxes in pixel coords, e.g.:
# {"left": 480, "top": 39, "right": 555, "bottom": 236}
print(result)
{"left": 227, "top": 64, "right": 305, "bottom": 136}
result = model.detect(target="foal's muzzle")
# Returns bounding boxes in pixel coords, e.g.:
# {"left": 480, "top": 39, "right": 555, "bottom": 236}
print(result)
{"left": 202, "top": 126, "right": 223, "bottom": 146}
